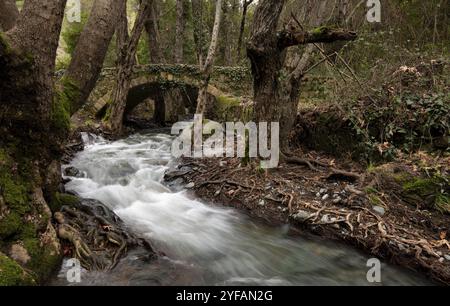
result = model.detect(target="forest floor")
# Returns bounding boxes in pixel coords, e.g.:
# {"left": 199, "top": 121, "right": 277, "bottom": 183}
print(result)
{"left": 165, "top": 149, "right": 450, "bottom": 285}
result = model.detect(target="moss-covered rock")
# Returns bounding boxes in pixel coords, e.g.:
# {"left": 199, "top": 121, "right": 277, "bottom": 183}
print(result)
{"left": 402, "top": 176, "right": 450, "bottom": 214}
{"left": 0, "top": 252, "right": 35, "bottom": 286}
{"left": 49, "top": 192, "right": 80, "bottom": 212}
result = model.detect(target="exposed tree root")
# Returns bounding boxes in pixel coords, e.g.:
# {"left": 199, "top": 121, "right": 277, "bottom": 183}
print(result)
{"left": 55, "top": 198, "right": 156, "bottom": 271}
{"left": 169, "top": 153, "right": 450, "bottom": 285}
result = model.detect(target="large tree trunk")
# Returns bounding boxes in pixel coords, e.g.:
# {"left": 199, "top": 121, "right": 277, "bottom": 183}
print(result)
{"left": 106, "top": 0, "right": 152, "bottom": 134}
{"left": 0, "top": 0, "right": 19, "bottom": 31}
{"left": 63, "top": 0, "right": 125, "bottom": 115}
{"left": 247, "top": 0, "right": 357, "bottom": 150}
{"left": 0, "top": 0, "right": 68, "bottom": 285}
{"left": 195, "top": 0, "right": 224, "bottom": 115}
{"left": 145, "top": 0, "right": 165, "bottom": 64}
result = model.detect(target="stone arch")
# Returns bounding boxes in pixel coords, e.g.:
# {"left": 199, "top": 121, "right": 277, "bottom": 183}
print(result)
{"left": 90, "top": 67, "right": 249, "bottom": 126}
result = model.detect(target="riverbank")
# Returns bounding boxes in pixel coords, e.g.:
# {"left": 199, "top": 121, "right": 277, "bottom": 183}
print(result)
{"left": 52, "top": 131, "right": 433, "bottom": 285}
{"left": 167, "top": 150, "right": 450, "bottom": 285}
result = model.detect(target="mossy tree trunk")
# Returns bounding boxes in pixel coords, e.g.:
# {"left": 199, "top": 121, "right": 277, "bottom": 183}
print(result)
{"left": 0, "top": 0, "right": 69, "bottom": 285}
{"left": 63, "top": 0, "right": 125, "bottom": 115}
{"left": 247, "top": 0, "right": 357, "bottom": 151}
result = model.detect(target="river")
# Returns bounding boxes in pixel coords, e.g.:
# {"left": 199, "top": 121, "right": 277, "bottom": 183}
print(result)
{"left": 51, "top": 131, "right": 430, "bottom": 286}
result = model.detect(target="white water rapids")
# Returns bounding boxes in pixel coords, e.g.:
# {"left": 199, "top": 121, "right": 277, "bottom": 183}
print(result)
{"left": 52, "top": 131, "right": 430, "bottom": 286}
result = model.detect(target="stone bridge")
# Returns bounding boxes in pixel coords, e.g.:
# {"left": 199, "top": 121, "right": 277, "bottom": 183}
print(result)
{"left": 82, "top": 64, "right": 254, "bottom": 124}
{"left": 80, "top": 64, "right": 330, "bottom": 125}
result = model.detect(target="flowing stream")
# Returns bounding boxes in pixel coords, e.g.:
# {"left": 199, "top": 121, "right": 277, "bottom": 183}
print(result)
{"left": 52, "top": 131, "right": 431, "bottom": 286}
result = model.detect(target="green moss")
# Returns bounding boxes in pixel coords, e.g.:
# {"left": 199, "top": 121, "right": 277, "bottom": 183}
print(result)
{"left": 403, "top": 176, "right": 450, "bottom": 214}
{"left": 369, "top": 194, "right": 383, "bottom": 206}
{"left": 215, "top": 95, "right": 243, "bottom": 121}
{"left": 23, "top": 238, "right": 61, "bottom": 283}
{"left": 0, "top": 252, "right": 35, "bottom": 286}
{"left": 49, "top": 192, "right": 80, "bottom": 212}
{"left": 403, "top": 178, "right": 440, "bottom": 195}
{"left": 0, "top": 212, "right": 22, "bottom": 239}
{"left": 53, "top": 77, "right": 80, "bottom": 131}
{"left": 0, "top": 31, "right": 12, "bottom": 55}
{"left": 0, "top": 149, "right": 31, "bottom": 215}
{"left": 310, "top": 26, "right": 333, "bottom": 36}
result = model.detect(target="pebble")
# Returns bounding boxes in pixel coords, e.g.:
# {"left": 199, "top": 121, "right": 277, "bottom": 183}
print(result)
{"left": 322, "top": 194, "right": 330, "bottom": 201}
{"left": 316, "top": 192, "right": 321, "bottom": 198}
{"left": 332, "top": 197, "right": 342, "bottom": 204}
{"left": 219, "top": 161, "right": 227, "bottom": 167}
{"left": 185, "top": 182, "right": 195, "bottom": 189}
{"left": 444, "top": 255, "right": 450, "bottom": 261}
{"left": 258, "top": 200, "right": 266, "bottom": 207}
{"left": 319, "top": 188, "right": 327, "bottom": 195}
{"left": 321, "top": 214, "right": 331, "bottom": 223}
{"left": 439, "top": 257, "right": 445, "bottom": 263}
{"left": 292, "top": 210, "right": 311, "bottom": 222}
{"left": 372, "top": 206, "right": 386, "bottom": 216}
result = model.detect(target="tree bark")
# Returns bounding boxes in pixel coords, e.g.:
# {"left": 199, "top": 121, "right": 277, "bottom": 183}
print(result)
{"left": 278, "top": 0, "right": 332, "bottom": 151}
{"left": 174, "top": 0, "right": 188, "bottom": 63}
{"left": 195, "top": 0, "right": 224, "bottom": 115}
{"left": 64, "top": 0, "right": 125, "bottom": 115}
{"left": 220, "top": 0, "right": 233, "bottom": 66}
{"left": 106, "top": 0, "right": 152, "bottom": 134}
{"left": 247, "top": 0, "right": 357, "bottom": 150}
{"left": 191, "top": 0, "right": 209, "bottom": 64}
{"left": 145, "top": 0, "right": 165, "bottom": 64}
{"left": 0, "top": 0, "right": 68, "bottom": 284}
{"left": 0, "top": 0, "right": 19, "bottom": 31}
{"left": 7, "top": 0, "right": 68, "bottom": 125}
{"left": 236, "top": 0, "right": 253, "bottom": 60}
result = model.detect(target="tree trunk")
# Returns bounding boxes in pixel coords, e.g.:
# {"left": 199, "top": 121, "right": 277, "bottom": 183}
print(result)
{"left": 195, "top": 0, "right": 224, "bottom": 115}
{"left": 278, "top": 0, "right": 331, "bottom": 151}
{"left": 191, "top": 0, "right": 208, "bottom": 64}
{"left": 63, "top": 0, "right": 125, "bottom": 115}
{"left": 236, "top": 0, "right": 253, "bottom": 60}
{"left": 145, "top": 0, "right": 165, "bottom": 64}
{"left": 247, "top": 0, "right": 357, "bottom": 150}
{"left": 174, "top": 0, "right": 188, "bottom": 63}
{"left": 0, "top": 0, "right": 68, "bottom": 285}
{"left": 0, "top": 0, "right": 19, "bottom": 31}
{"left": 220, "top": 0, "right": 233, "bottom": 66}
{"left": 116, "top": 0, "right": 129, "bottom": 56}
{"left": 106, "top": 0, "right": 152, "bottom": 134}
